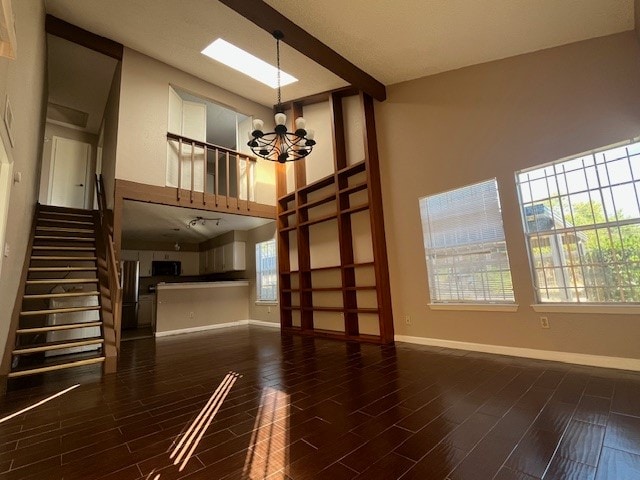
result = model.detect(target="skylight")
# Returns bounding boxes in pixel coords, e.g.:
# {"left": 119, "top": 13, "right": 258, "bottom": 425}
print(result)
{"left": 201, "top": 39, "right": 297, "bottom": 89}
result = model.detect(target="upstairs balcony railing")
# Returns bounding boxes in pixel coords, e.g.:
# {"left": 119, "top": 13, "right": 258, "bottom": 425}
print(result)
{"left": 166, "top": 132, "right": 257, "bottom": 210}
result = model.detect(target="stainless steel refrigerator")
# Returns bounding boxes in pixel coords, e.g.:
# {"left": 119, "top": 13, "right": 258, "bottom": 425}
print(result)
{"left": 121, "top": 260, "right": 140, "bottom": 330}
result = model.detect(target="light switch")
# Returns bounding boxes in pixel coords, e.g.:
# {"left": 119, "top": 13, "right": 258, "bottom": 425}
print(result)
{"left": 3, "top": 243, "right": 9, "bottom": 257}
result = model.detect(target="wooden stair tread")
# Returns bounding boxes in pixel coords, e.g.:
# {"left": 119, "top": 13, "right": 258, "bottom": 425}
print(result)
{"left": 20, "top": 305, "right": 100, "bottom": 316}
{"left": 34, "top": 236, "right": 95, "bottom": 242}
{"left": 26, "top": 278, "right": 98, "bottom": 285}
{"left": 32, "top": 246, "right": 96, "bottom": 251}
{"left": 8, "top": 355, "right": 105, "bottom": 378}
{"left": 38, "top": 218, "right": 94, "bottom": 226}
{"left": 16, "top": 321, "right": 102, "bottom": 334}
{"left": 31, "top": 256, "right": 98, "bottom": 261}
{"left": 28, "top": 266, "right": 97, "bottom": 272}
{"left": 13, "top": 337, "right": 104, "bottom": 355}
{"left": 23, "top": 291, "right": 100, "bottom": 300}
{"left": 39, "top": 207, "right": 93, "bottom": 216}
{"left": 36, "top": 226, "right": 94, "bottom": 233}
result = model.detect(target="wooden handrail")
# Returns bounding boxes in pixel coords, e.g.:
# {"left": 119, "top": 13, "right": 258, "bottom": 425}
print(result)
{"left": 95, "top": 174, "right": 122, "bottom": 352}
{"left": 166, "top": 132, "right": 257, "bottom": 162}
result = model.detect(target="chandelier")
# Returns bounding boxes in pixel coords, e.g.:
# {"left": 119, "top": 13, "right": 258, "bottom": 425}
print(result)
{"left": 248, "top": 30, "right": 315, "bottom": 163}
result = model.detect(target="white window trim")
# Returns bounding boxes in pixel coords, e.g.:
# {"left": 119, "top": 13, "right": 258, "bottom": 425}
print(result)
{"left": 429, "top": 303, "right": 519, "bottom": 312}
{"left": 256, "top": 238, "right": 277, "bottom": 302}
{"left": 531, "top": 304, "right": 640, "bottom": 315}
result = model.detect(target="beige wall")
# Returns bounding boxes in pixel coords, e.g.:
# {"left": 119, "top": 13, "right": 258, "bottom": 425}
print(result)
{"left": 376, "top": 31, "right": 640, "bottom": 359}
{"left": 39, "top": 122, "right": 98, "bottom": 205}
{"left": 101, "top": 63, "right": 121, "bottom": 209}
{"left": 0, "top": 0, "right": 46, "bottom": 363}
{"left": 245, "top": 222, "right": 279, "bottom": 324}
{"left": 156, "top": 283, "right": 249, "bottom": 333}
{"left": 116, "top": 48, "right": 276, "bottom": 205}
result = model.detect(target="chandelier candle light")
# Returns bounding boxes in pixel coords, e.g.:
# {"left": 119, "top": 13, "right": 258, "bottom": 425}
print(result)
{"left": 248, "top": 31, "right": 315, "bottom": 163}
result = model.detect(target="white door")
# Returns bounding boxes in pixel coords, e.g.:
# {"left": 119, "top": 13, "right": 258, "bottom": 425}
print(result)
{"left": 48, "top": 137, "right": 91, "bottom": 209}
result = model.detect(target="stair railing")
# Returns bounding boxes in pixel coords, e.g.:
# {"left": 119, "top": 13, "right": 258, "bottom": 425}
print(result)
{"left": 94, "top": 174, "right": 122, "bottom": 357}
{"left": 166, "top": 132, "right": 256, "bottom": 210}
{"left": 0, "top": 204, "right": 39, "bottom": 380}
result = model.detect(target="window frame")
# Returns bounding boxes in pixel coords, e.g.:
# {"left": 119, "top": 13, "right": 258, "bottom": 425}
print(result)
{"left": 255, "top": 238, "right": 278, "bottom": 304}
{"left": 515, "top": 139, "right": 640, "bottom": 308}
{"left": 419, "top": 178, "right": 517, "bottom": 308}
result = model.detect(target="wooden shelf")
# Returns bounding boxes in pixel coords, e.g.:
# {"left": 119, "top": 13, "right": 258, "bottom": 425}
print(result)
{"left": 276, "top": 93, "right": 393, "bottom": 345}
{"left": 280, "top": 262, "right": 374, "bottom": 275}
{"left": 281, "top": 326, "right": 383, "bottom": 344}
{"left": 282, "top": 306, "right": 379, "bottom": 314}
{"left": 282, "top": 286, "right": 376, "bottom": 293}
{"left": 337, "top": 160, "right": 366, "bottom": 178}
{"left": 278, "top": 192, "right": 295, "bottom": 204}
{"left": 339, "top": 181, "right": 368, "bottom": 196}
{"left": 298, "top": 175, "right": 334, "bottom": 197}
{"left": 277, "top": 161, "right": 366, "bottom": 204}
{"left": 341, "top": 203, "right": 369, "bottom": 216}
{"left": 301, "top": 192, "right": 337, "bottom": 211}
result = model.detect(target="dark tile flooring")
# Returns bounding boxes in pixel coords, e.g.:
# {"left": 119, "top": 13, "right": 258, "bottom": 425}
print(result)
{"left": 1, "top": 326, "right": 640, "bottom": 479}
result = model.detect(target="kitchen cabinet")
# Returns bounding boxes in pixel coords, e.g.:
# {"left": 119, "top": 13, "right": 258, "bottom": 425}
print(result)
{"left": 139, "top": 251, "right": 154, "bottom": 277}
{"left": 214, "top": 246, "right": 224, "bottom": 273}
{"left": 122, "top": 247, "right": 236, "bottom": 276}
{"left": 153, "top": 251, "right": 180, "bottom": 262}
{"left": 178, "top": 252, "right": 199, "bottom": 276}
{"left": 223, "top": 242, "right": 245, "bottom": 271}
{"left": 199, "top": 251, "right": 207, "bottom": 275}
{"left": 120, "top": 250, "right": 138, "bottom": 261}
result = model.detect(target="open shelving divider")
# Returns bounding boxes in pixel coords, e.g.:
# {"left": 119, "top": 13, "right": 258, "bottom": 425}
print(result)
{"left": 277, "top": 89, "right": 394, "bottom": 344}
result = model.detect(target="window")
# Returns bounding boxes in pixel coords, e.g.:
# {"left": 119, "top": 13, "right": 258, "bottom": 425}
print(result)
{"left": 256, "top": 239, "right": 277, "bottom": 302}
{"left": 516, "top": 140, "right": 640, "bottom": 303}
{"left": 419, "top": 179, "right": 515, "bottom": 303}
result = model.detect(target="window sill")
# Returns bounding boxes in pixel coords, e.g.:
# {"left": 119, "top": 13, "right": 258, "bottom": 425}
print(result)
{"left": 255, "top": 301, "right": 278, "bottom": 306}
{"left": 531, "top": 304, "right": 640, "bottom": 315}
{"left": 428, "top": 303, "right": 519, "bottom": 312}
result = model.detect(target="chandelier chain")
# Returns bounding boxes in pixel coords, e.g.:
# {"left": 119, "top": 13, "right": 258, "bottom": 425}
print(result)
{"left": 276, "top": 36, "right": 281, "bottom": 109}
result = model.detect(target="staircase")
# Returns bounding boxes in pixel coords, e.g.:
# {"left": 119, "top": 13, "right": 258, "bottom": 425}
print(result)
{"left": 8, "top": 204, "right": 106, "bottom": 378}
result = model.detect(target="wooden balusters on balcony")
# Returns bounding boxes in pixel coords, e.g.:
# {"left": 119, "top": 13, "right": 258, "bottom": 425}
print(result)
{"left": 166, "top": 132, "right": 259, "bottom": 216}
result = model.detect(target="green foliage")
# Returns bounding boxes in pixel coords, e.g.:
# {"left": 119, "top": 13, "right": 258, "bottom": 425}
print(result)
{"left": 566, "top": 202, "right": 640, "bottom": 302}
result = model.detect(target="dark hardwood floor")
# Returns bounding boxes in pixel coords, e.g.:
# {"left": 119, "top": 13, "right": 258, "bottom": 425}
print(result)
{"left": 1, "top": 326, "right": 640, "bottom": 479}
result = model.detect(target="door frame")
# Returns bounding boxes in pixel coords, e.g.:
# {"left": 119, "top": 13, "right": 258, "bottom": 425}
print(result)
{"left": 0, "top": 136, "right": 12, "bottom": 275}
{"left": 47, "top": 136, "right": 92, "bottom": 209}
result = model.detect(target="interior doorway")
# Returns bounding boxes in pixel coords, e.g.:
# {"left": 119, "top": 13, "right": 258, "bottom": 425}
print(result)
{"left": 47, "top": 136, "right": 91, "bottom": 209}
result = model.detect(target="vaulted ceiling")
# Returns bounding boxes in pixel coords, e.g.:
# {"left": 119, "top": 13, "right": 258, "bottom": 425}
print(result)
{"left": 45, "top": 0, "right": 635, "bottom": 106}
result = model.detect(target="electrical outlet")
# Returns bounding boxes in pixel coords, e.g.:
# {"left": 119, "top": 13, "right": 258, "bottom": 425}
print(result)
{"left": 405, "top": 315, "right": 411, "bottom": 325}
{"left": 189, "top": 311, "right": 195, "bottom": 319}
{"left": 540, "top": 316, "right": 550, "bottom": 329}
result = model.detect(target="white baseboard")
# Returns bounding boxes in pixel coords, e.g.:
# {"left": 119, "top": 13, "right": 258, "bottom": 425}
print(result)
{"left": 155, "top": 319, "right": 280, "bottom": 337}
{"left": 247, "top": 320, "right": 280, "bottom": 328}
{"left": 395, "top": 335, "right": 640, "bottom": 372}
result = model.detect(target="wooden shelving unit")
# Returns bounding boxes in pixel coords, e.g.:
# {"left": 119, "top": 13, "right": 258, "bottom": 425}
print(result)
{"left": 277, "top": 91, "right": 394, "bottom": 344}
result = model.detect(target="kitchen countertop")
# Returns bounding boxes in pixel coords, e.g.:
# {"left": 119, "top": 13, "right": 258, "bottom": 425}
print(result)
{"left": 156, "top": 281, "right": 249, "bottom": 290}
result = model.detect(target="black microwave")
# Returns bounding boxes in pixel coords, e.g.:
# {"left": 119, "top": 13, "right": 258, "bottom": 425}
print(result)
{"left": 152, "top": 261, "right": 181, "bottom": 276}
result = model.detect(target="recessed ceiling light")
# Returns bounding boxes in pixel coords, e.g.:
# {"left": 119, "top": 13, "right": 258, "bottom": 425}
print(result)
{"left": 201, "top": 38, "right": 297, "bottom": 89}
